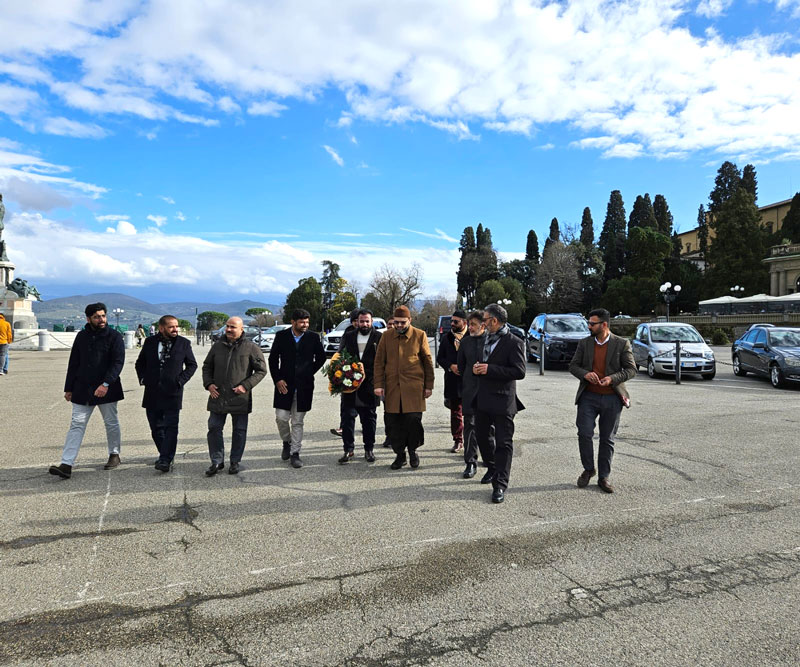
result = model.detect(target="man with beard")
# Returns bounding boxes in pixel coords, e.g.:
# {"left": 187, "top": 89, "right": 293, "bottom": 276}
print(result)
{"left": 330, "top": 309, "right": 360, "bottom": 438}
{"left": 472, "top": 303, "right": 526, "bottom": 503}
{"left": 202, "top": 317, "right": 267, "bottom": 475}
{"left": 49, "top": 302, "right": 125, "bottom": 479}
{"left": 436, "top": 309, "right": 467, "bottom": 453}
{"left": 457, "top": 310, "right": 496, "bottom": 479}
{"left": 374, "top": 306, "right": 434, "bottom": 470}
{"left": 135, "top": 315, "right": 198, "bottom": 472}
{"left": 269, "top": 308, "right": 326, "bottom": 468}
{"left": 337, "top": 309, "right": 382, "bottom": 464}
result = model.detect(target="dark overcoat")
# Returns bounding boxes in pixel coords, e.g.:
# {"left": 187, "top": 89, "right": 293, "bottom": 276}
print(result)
{"left": 456, "top": 334, "right": 483, "bottom": 415}
{"left": 436, "top": 330, "right": 463, "bottom": 400}
{"left": 202, "top": 335, "right": 267, "bottom": 414}
{"left": 135, "top": 335, "right": 198, "bottom": 411}
{"left": 268, "top": 328, "right": 326, "bottom": 412}
{"left": 64, "top": 324, "right": 125, "bottom": 405}
{"left": 473, "top": 333, "right": 526, "bottom": 416}
{"left": 340, "top": 327, "right": 382, "bottom": 409}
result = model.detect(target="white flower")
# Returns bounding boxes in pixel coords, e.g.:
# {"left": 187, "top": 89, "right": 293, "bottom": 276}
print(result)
{"left": 342, "top": 364, "right": 351, "bottom": 371}
{"left": 353, "top": 372, "right": 363, "bottom": 380}
{"left": 343, "top": 379, "right": 352, "bottom": 386}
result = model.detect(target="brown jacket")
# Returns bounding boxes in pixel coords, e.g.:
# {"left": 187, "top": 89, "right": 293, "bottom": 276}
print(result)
{"left": 374, "top": 325, "right": 434, "bottom": 413}
{"left": 569, "top": 333, "right": 636, "bottom": 405}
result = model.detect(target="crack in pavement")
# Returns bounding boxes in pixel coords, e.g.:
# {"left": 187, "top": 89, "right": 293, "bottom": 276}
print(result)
{"left": 0, "top": 528, "right": 141, "bottom": 551}
{"left": 164, "top": 492, "right": 201, "bottom": 532}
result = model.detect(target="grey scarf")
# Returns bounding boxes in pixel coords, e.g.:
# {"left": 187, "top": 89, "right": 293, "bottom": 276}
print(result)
{"left": 482, "top": 324, "right": 509, "bottom": 362}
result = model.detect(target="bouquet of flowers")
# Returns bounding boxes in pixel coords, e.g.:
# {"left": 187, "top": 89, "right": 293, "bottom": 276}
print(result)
{"left": 321, "top": 349, "right": 365, "bottom": 395}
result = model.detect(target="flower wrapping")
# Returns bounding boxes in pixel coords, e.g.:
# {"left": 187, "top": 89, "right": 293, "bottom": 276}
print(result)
{"left": 322, "top": 350, "right": 365, "bottom": 395}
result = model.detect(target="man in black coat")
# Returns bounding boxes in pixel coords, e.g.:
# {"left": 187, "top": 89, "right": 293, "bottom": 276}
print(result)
{"left": 436, "top": 309, "right": 467, "bottom": 453}
{"left": 49, "top": 302, "right": 125, "bottom": 479}
{"left": 269, "top": 308, "right": 326, "bottom": 468}
{"left": 472, "top": 303, "right": 526, "bottom": 504}
{"left": 337, "top": 309, "right": 382, "bottom": 464}
{"left": 135, "top": 315, "right": 198, "bottom": 472}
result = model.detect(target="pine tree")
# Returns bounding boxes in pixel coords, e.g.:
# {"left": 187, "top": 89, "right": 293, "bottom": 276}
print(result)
{"left": 525, "top": 230, "right": 540, "bottom": 265}
{"left": 580, "top": 207, "right": 594, "bottom": 246}
{"left": 741, "top": 164, "right": 758, "bottom": 203}
{"left": 599, "top": 190, "right": 626, "bottom": 285}
{"left": 709, "top": 161, "right": 742, "bottom": 214}
{"left": 628, "top": 194, "right": 657, "bottom": 231}
{"left": 780, "top": 192, "right": 800, "bottom": 243}
{"left": 653, "top": 194, "right": 673, "bottom": 236}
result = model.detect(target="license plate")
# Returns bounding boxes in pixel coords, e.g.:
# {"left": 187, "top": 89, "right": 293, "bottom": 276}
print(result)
{"left": 681, "top": 362, "right": 698, "bottom": 368}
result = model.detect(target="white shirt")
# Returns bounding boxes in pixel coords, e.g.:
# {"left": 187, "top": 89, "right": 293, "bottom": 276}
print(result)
{"left": 356, "top": 332, "right": 370, "bottom": 358}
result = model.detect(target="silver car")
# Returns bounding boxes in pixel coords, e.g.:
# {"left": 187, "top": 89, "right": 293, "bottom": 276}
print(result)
{"left": 255, "top": 324, "right": 291, "bottom": 351}
{"left": 632, "top": 322, "right": 716, "bottom": 380}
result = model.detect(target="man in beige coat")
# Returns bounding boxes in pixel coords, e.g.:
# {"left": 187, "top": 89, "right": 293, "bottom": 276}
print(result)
{"left": 374, "top": 306, "right": 434, "bottom": 470}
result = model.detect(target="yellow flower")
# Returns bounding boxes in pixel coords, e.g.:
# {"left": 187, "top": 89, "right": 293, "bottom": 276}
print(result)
{"left": 334, "top": 370, "right": 343, "bottom": 378}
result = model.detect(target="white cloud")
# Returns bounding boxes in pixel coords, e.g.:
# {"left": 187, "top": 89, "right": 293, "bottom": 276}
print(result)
{"left": 95, "top": 214, "right": 130, "bottom": 222}
{"left": 484, "top": 119, "right": 533, "bottom": 135}
{"left": 400, "top": 227, "right": 459, "bottom": 243}
{"left": 42, "top": 116, "right": 108, "bottom": 139}
{"left": 175, "top": 211, "right": 186, "bottom": 221}
{"left": 159, "top": 195, "right": 175, "bottom": 205}
{"left": 105, "top": 220, "right": 137, "bottom": 235}
{"left": 147, "top": 214, "right": 168, "bottom": 228}
{"left": 696, "top": 0, "right": 734, "bottom": 18}
{"left": 218, "top": 96, "right": 241, "bottom": 113}
{"left": 247, "top": 101, "right": 288, "bottom": 116}
{"left": 323, "top": 145, "right": 344, "bottom": 166}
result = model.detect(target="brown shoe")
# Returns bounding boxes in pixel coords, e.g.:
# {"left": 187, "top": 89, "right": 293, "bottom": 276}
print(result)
{"left": 577, "top": 469, "right": 596, "bottom": 488}
{"left": 598, "top": 478, "right": 614, "bottom": 493}
{"left": 104, "top": 454, "right": 121, "bottom": 470}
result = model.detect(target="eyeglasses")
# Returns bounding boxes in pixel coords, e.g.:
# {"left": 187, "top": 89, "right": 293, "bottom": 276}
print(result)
{"left": 482, "top": 316, "right": 494, "bottom": 322}
{"left": 587, "top": 321, "right": 602, "bottom": 327}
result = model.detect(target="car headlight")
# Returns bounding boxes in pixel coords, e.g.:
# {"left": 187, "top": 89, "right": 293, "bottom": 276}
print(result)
{"left": 703, "top": 351, "right": 715, "bottom": 360}
{"left": 655, "top": 350, "right": 674, "bottom": 358}
{"left": 783, "top": 356, "right": 800, "bottom": 367}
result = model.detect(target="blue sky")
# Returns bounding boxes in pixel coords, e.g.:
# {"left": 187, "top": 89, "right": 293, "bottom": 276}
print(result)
{"left": 2, "top": 0, "right": 800, "bottom": 304}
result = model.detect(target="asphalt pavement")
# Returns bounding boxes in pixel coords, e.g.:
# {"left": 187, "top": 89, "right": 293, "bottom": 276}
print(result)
{"left": 1, "top": 346, "right": 799, "bottom": 666}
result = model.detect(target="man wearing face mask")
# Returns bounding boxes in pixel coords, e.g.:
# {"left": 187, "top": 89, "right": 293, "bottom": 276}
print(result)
{"left": 374, "top": 305, "right": 435, "bottom": 470}
{"left": 135, "top": 315, "right": 198, "bottom": 472}
{"left": 336, "top": 309, "right": 382, "bottom": 464}
{"left": 436, "top": 309, "right": 467, "bottom": 453}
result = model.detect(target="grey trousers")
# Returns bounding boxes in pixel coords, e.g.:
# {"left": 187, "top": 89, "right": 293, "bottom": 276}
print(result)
{"left": 576, "top": 391, "right": 623, "bottom": 479}
{"left": 61, "top": 402, "right": 121, "bottom": 466}
{"left": 276, "top": 394, "right": 306, "bottom": 455}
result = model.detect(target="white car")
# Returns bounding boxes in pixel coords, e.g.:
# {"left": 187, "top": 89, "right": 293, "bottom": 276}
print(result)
{"left": 324, "top": 317, "right": 387, "bottom": 355}
{"left": 632, "top": 322, "right": 716, "bottom": 379}
{"left": 256, "top": 324, "right": 291, "bottom": 351}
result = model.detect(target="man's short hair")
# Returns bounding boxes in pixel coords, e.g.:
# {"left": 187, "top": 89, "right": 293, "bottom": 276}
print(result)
{"left": 291, "top": 308, "right": 311, "bottom": 321}
{"left": 587, "top": 308, "right": 611, "bottom": 324}
{"left": 357, "top": 308, "right": 373, "bottom": 318}
{"left": 85, "top": 302, "right": 107, "bottom": 317}
{"left": 467, "top": 310, "right": 484, "bottom": 323}
{"left": 159, "top": 315, "right": 178, "bottom": 326}
{"left": 483, "top": 303, "right": 508, "bottom": 323}
{"left": 349, "top": 308, "right": 360, "bottom": 323}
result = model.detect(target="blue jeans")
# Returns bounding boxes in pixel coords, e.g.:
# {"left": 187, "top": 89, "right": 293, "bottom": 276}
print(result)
{"left": 0, "top": 344, "right": 7, "bottom": 374}
{"left": 207, "top": 412, "right": 249, "bottom": 465}
{"left": 576, "top": 392, "right": 623, "bottom": 479}
{"left": 61, "top": 402, "right": 121, "bottom": 466}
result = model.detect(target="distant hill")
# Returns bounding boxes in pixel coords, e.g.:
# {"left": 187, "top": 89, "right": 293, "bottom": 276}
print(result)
{"left": 33, "top": 293, "right": 282, "bottom": 329}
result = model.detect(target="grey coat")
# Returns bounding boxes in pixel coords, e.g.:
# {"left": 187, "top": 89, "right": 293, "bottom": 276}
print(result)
{"left": 202, "top": 335, "right": 267, "bottom": 414}
{"left": 569, "top": 333, "right": 636, "bottom": 405}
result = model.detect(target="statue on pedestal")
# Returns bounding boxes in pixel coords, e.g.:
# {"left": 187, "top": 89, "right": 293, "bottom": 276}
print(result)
{"left": 0, "top": 193, "right": 8, "bottom": 262}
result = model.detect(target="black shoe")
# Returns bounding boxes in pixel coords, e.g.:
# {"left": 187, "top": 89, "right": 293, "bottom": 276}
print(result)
{"left": 155, "top": 461, "right": 171, "bottom": 473}
{"left": 228, "top": 462, "right": 240, "bottom": 474}
{"left": 330, "top": 428, "right": 343, "bottom": 438}
{"left": 480, "top": 468, "right": 495, "bottom": 484}
{"left": 577, "top": 468, "right": 596, "bottom": 488}
{"left": 48, "top": 463, "right": 72, "bottom": 479}
{"left": 381, "top": 441, "right": 391, "bottom": 448}
{"left": 205, "top": 462, "right": 224, "bottom": 477}
{"left": 491, "top": 487, "right": 505, "bottom": 504}
{"left": 365, "top": 450, "right": 375, "bottom": 463}
{"left": 338, "top": 451, "right": 354, "bottom": 464}
{"left": 290, "top": 454, "right": 303, "bottom": 468}
{"left": 463, "top": 462, "right": 477, "bottom": 479}
{"left": 281, "top": 442, "right": 291, "bottom": 461}
{"left": 409, "top": 451, "right": 420, "bottom": 468}
{"left": 390, "top": 455, "right": 407, "bottom": 470}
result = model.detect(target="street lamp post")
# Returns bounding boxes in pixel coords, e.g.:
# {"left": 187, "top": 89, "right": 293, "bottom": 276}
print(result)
{"left": 730, "top": 285, "right": 744, "bottom": 315}
{"left": 112, "top": 307, "right": 124, "bottom": 330}
{"left": 659, "top": 283, "right": 681, "bottom": 322}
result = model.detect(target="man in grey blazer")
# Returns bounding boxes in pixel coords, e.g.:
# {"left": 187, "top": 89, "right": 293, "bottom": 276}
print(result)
{"left": 568, "top": 308, "right": 636, "bottom": 493}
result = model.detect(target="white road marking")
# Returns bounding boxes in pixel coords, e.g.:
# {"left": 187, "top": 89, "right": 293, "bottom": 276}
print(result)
{"left": 75, "top": 476, "right": 112, "bottom": 600}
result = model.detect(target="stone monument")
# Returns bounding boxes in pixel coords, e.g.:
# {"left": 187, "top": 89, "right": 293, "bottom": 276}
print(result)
{"left": 0, "top": 193, "right": 42, "bottom": 329}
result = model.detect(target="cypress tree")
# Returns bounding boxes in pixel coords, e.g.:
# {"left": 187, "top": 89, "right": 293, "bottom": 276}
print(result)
{"left": 525, "top": 229, "right": 540, "bottom": 264}
{"left": 780, "top": 192, "right": 800, "bottom": 243}
{"left": 709, "top": 161, "right": 742, "bottom": 214}
{"left": 599, "top": 190, "right": 627, "bottom": 285}
{"left": 580, "top": 207, "right": 594, "bottom": 247}
{"left": 628, "top": 194, "right": 657, "bottom": 231}
{"left": 653, "top": 194, "right": 673, "bottom": 236}
{"left": 741, "top": 164, "right": 758, "bottom": 203}
{"left": 543, "top": 217, "right": 560, "bottom": 257}
{"left": 697, "top": 205, "right": 708, "bottom": 259}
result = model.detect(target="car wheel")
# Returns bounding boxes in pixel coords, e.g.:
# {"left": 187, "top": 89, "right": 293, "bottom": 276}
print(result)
{"left": 702, "top": 368, "right": 715, "bottom": 380}
{"left": 732, "top": 355, "right": 747, "bottom": 376}
{"left": 770, "top": 364, "right": 786, "bottom": 389}
{"left": 647, "top": 358, "right": 659, "bottom": 378}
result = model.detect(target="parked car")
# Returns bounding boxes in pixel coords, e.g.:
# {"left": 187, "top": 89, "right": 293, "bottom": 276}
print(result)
{"left": 731, "top": 326, "right": 800, "bottom": 388}
{"left": 613, "top": 314, "right": 633, "bottom": 319}
{"left": 255, "top": 324, "right": 291, "bottom": 351}
{"left": 746, "top": 322, "right": 776, "bottom": 331}
{"left": 632, "top": 322, "right": 716, "bottom": 379}
{"left": 437, "top": 315, "right": 451, "bottom": 335}
{"left": 526, "top": 313, "right": 590, "bottom": 365}
{"left": 507, "top": 323, "right": 526, "bottom": 340}
{"left": 210, "top": 324, "right": 260, "bottom": 342}
{"left": 323, "top": 317, "right": 387, "bottom": 356}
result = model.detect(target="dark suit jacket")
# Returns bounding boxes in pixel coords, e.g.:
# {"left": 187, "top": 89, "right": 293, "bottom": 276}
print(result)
{"left": 269, "top": 328, "right": 326, "bottom": 412}
{"left": 456, "top": 335, "right": 483, "bottom": 415}
{"left": 436, "top": 331, "right": 463, "bottom": 400}
{"left": 569, "top": 333, "right": 636, "bottom": 405}
{"left": 340, "top": 327, "right": 382, "bottom": 408}
{"left": 135, "top": 335, "right": 198, "bottom": 411}
{"left": 474, "top": 332, "right": 526, "bottom": 416}
{"left": 64, "top": 325, "right": 125, "bottom": 405}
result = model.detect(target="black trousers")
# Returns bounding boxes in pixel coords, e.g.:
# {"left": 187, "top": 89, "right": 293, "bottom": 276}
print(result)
{"left": 385, "top": 412, "right": 423, "bottom": 457}
{"left": 146, "top": 408, "right": 180, "bottom": 464}
{"left": 207, "top": 412, "right": 249, "bottom": 465}
{"left": 463, "top": 413, "right": 495, "bottom": 466}
{"left": 475, "top": 411, "right": 515, "bottom": 490}
{"left": 341, "top": 402, "right": 377, "bottom": 452}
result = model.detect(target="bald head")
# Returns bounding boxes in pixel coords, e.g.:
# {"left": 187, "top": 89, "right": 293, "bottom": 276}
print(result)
{"left": 225, "top": 317, "right": 244, "bottom": 341}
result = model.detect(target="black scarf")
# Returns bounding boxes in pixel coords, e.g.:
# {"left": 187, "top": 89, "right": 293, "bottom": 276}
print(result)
{"left": 159, "top": 335, "right": 175, "bottom": 368}
{"left": 482, "top": 324, "right": 509, "bottom": 362}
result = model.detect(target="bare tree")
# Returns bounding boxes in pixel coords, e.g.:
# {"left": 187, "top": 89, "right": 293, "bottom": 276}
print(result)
{"left": 535, "top": 242, "right": 582, "bottom": 313}
{"left": 412, "top": 294, "right": 457, "bottom": 335}
{"left": 368, "top": 263, "right": 424, "bottom": 315}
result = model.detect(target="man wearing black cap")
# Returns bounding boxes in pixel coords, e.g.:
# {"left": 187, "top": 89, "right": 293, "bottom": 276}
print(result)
{"left": 436, "top": 310, "right": 467, "bottom": 453}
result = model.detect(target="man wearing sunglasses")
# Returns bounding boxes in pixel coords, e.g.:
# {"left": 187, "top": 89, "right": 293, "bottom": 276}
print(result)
{"left": 569, "top": 308, "right": 636, "bottom": 493}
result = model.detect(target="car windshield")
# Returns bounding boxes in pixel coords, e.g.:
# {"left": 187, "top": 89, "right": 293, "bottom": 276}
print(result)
{"left": 769, "top": 330, "right": 800, "bottom": 347}
{"left": 545, "top": 318, "right": 589, "bottom": 333}
{"left": 334, "top": 319, "right": 352, "bottom": 331}
{"left": 649, "top": 326, "right": 703, "bottom": 343}
{"left": 263, "top": 325, "right": 285, "bottom": 334}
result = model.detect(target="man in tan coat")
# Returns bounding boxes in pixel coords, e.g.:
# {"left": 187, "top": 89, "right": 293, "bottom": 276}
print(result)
{"left": 374, "top": 306, "right": 434, "bottom": 470}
